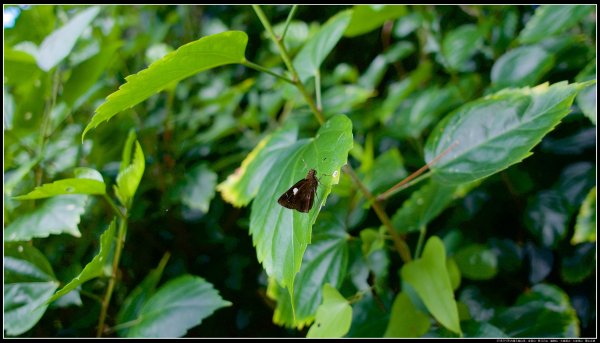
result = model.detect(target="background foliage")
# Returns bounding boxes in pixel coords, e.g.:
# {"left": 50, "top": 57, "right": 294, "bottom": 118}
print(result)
{"left": 3, "top": 5, "right": 597, "bottom": 338}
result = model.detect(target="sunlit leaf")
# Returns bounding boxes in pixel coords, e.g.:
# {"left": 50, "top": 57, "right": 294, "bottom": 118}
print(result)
{"left": 344, "top": 5, "right": 407, "bottom": 37}
{"left": 401, "top": 236, "right": 461, "bottom": 334}
{"left": 571, "top": 186, "right": 596, "bottom": 244}
{"left": 14, "top": 168, "right": 106, "bottom": 200}
{"left": 115, "top": 140, "right": 145, "bottom": 208}
{"left": 82, "top": 31, "right": 248, "bottom": 139}
{"left": 306, "top": 284, "right": 352, "bottom": 338}
{"left": 384, "top": 292, "right": 430, "bottom": 337}
{"left": 491, "top": 46, "right": 554, "bottom": 88}
{"left": 518, "top": 5, "right": 595, "bottom": 44}
{"left": 126, "top": 275, "right": 231, "bottom": 337}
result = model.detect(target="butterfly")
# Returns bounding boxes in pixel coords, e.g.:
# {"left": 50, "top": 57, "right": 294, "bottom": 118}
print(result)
{"left": 277, "top": 169, "right": 319, "bottom": 213}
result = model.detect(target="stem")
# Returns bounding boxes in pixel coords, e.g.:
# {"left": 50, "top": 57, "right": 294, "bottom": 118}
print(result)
{"left": 343, "top": 165, "right": 412, "bottom": 263}
{"left": 280, "top": 5, "right": 298, "bottom": 42}
{"left": 253, "top": 5, "right": 325, "bottom": 125}
{"left": 414, "top": 225, "right": 427, "bottom": 259}
{"left": 97, "top": 217, "right": 128, "bottom": 337}
{"left": 35, "top": 69, "right": 61, "bottom": 186}
{"left": 242, "top": 60, "right": 295, "bottom": 85}
{"left": 103, "top": 194, "right": 126, "bottom": 220}
{"left": 315, "top": 69, "right": 322, "bottom": 112}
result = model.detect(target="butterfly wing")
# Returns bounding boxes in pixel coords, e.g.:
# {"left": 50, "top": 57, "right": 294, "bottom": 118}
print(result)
{"left": 277, "top": 178, "right": 317, "bottom": 213}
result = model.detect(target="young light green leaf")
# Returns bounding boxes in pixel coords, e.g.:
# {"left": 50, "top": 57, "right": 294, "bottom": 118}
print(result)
{"left": 13, "top": 178, "right": 105, "bottom": 200}
{"left": 46, "top": 218, "right": 116, "bottom": 305}
{"left": 117, "top": 253, "right": 171, "bottom": 337}
{"left": 217, "top": 123, "right": 298, "bottom": 207}
{"left": 270, "top": 211, "right": 350, "bottom": 329}
{"left": 401, "top": 236, "right": 461, "bottom": 335}
{"left": 82, "top": 31, "right": 248, "bottom": 140}
{"left": 442, "top": 24, "right": 483, "bottom": 72}
{"left": 518, "top": 5, "right": 595, "bottom": 44}
{"left": 391, "top": 180, "right": 477, "bottom": 233}
{"left": 4, "top": 195, "right": 88, "bottom": 242}
{"left": 571, "top": 186, "right": 596, "bottom": 244}
{"left": 384, "top": 292, "right": 430, "bottom": 337}
{"left": 293, "top": 10, "right": 352, "bottom": 83}
{"left": 344, "top": 5, "right": 407, "bottom": 37}
{"left": 250, "top": 115, "right": 353, "bottom": 303}
{"left": 126, "top": 275, "right": 231, "bottom": 338}
{"left": 4, "top": 243, "right": 59, "bottom": 336}
{"left": 491, "top": 46, "right": 555, "bottom": 88}
{"left": 425, "top": 81, "right": 591, "bottom": 185}
{"left": 36, "top": 6, "right": 100, "bottom": 71}
{"left": 115, "top": 140, "right": 145, "bottom": 208}
{"left": 454, "top": 244, "right": 498, "bottom": 280}
{"left": 306, "top": 284, "right": 352, "bottom": 338}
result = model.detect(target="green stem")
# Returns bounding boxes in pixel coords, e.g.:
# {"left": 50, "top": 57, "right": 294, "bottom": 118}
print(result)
{"left": 414, "top": 225, "right": 427, "bottom": 259}
{"left": 97, "top": 217, "right": 128, "bottom": 337}
{"left": 252, "top": 5, "right": 325, "bottom": 125}
{"left": 280, "top": 5, "right": 298, "bottom": 42}
{"left": 242, "top": 60, "right": 295, "bottom": 85}
{"left": 315, "top": 69, "right": 322, "bottom": 112}
{"left": 103, "top": 194, "right": 126, "bottom": 220}
{"left": 343, "top": 165, "right": 412, "bottom": 263}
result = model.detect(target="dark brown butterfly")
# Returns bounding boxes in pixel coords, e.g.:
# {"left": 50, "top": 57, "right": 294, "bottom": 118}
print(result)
{"left": 277, "top": 169, "right": 319, "bottom": 213}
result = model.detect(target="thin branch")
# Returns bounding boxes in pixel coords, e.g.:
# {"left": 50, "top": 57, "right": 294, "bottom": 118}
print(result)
{"left": 242, "top": 60, "right": 295, "bottom": 85}
{"left": 279, "top": 5, "right": 298, "bottom": 42}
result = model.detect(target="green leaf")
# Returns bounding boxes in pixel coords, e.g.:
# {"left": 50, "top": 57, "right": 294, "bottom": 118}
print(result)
{"left": 425, "top": 81, "right": 589, "bottom": 185}
{"left": 360, "top": 228, "right": 384, "bottom": 257}
{"left": 362, "top": 148, "right": 407, "bottom": 194}
{"left": 217, "top": 124, "right": 298, "bottom": 207}
{"left": 344, "top": 5, "right": 407, "bottom": 37}
{"left": 4, "top": 195, "right": 88, "bottom": 241}
{"left": 126, "top": 275, "right": 231, "bottom": 337}
{"left": 384, "top": 292, "right": 430, "bottom": 337}
{"left": 391, "top": 180, "right": 476, "bottom": 233}
{"left": 293, "top": 10, "right": 352, "bottom": 83}
{"left": 271, "top": 211, "right": 349, "bottom": 329}
{"left": 518, "top": 5, "right": 595, "bottom": 44}
{"left": 322, "top": 85, "right": 374, "bottom": 115}
{"left": 46, "top": 218, "right": 116, "bottom": 304}
{"left": 571, "top": 186, "right": 596, "bottom": 244}
{"left": 525, "top": 190, "right": 570, "bottom": 248}
{"left": 115, "top": 140, "right": 145, "bottom": 208}
{"left": 462, "top": 321, "right": 508, "bottom": 338}
{"left": 446, "top": 257, "right": 461, "bottom": 291}
{"left": 575, "top": 59, "right": 596, "bottom": 125}
{"left": 492, "top": 284, "right": 579, "bottom": 337}
{"left": 249, "top": 115, "right": 353, "bottom": 300}
{"left": 36, "top": 6, "right": 100, "bottom": 71}
{"left": 560, "top": 243, "right": 595, "bottom": 283}
{"left": 401, "top": 236, "right": 461, "bottom": 334}
{"left": 82, "top": 31, "right": 248, "bottom": 139}
{"left": 176, "top": 164, "right": 217, "bottom": 213}
{"left": 491, "top": 46, "right": 554, "bottom": 88}
{"left": 453, "top": 244, "right": 498, "bottom": 280}
{"left": 13, "top": 167, "right": 106, "bottom": 200}
{"left": 4, "top": 243, "right": 59, "bottom": 336}
{"left": 442, "top": 24, "right": 483, "bottom": 72}
{"left": 306, "top": 284, "right": 352, "bottom": 338}
{"left": 117, "top": 253, "right": 170, "bottom": 337}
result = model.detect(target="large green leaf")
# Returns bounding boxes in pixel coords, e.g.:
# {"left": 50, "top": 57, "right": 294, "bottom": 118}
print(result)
{"left": 4, "top": 195, "right": 88, "bottom": 241}
{"left": 13, "top": 167, "right": 106, "bottom": 200}
{"left": 4, "top": 243, "right": 59, "bottom": 336}
{"left": 401, "top": 236, "right": 461, "bottom": 335}
{"left": 82, "top": 31, "right": 248, "bottom": 139}
{"left": 491, "top": 46, "right": 555, "bottom": 88}
{"left": 306, "top": 284, "right": 352, "bottom": 338}
{"left": 384, "top": 292, "right": 430, "bottom": 337}
{"left": 271, "top": 211, "right": 349, "bottom": 329}
{"left": 492, "top": 284, "right": 579, "bottom": 337}
{"left": 441, "top": 24, "right": 483, "bottom": 72}
{"left": 115, "top": 140, "right": 145, "bottom": 208}
{"left": 344, "top": 5, "right": 407, "bottom": 37}
{"left": 250, "top": 115, "right": 353, "bottom": 300}
{"left": 46, "top": 218, "right": 116, "bottom": 304}
{"left": 217, "top": 124, "right": 298, "bottom": 207}
{"left": 126, "top": 275, "right": 231, "bottom": 337}
{"left": 36, "top": 6, "right": 100, "bottom": 71}
{"left": 518, "top": 5, "right": 595, "bottom": 44}
{"left": 424, "top": 81, "right": 592, "bottom": 185}
{"left": 293, "top": 10, "right": 352, "bottom": 83}
{"left": 571, "top": 186, "right": 596, "bottom": 244}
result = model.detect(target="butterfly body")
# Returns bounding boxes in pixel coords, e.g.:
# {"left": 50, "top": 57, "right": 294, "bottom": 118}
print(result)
{"left": 277, "top": 169, "right": 318, "bottom": 213}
